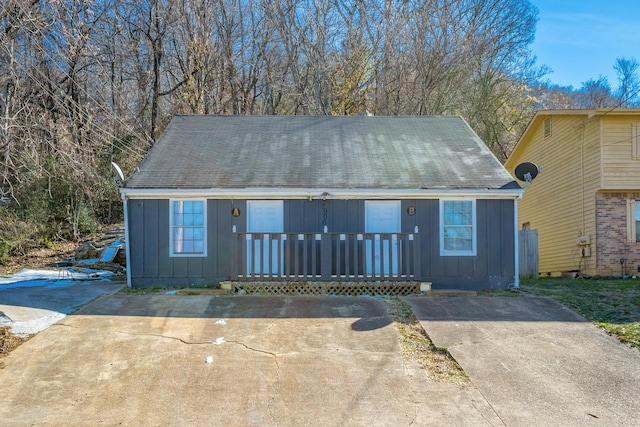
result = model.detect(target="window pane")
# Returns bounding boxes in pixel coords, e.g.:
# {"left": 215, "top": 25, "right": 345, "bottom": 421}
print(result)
{"left": 183, "top": 201, "right": 194, "bottom": 214}
{"left": 183, "top": 228, "right": 194, "bottom": 241}
{"left": 182, "top": 241, "right": 194, "bottom": 253}
{"left": 444, "top": 201, "right": 472, "bottom": 226}
{"left": 173, "top": 228, "right": 183, "bottom": 253}
{"left": 183, "top": 213, "right": 194, "bottom": 226}
{"left": 194, "top": 241, "right": 205, "bottom": 253}
{"left": 444, "top": 226, "right": 472, "bottom": 251}
{"left": 193, "top": 228, "right": 204, "bottom": 240}
{"left": 193, "top": 213, "right": 204, "bottom": 226}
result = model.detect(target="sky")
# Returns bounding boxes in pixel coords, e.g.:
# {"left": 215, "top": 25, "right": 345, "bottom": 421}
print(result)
{"left": 530, "top": 0, "right": 639, "bottom": 89}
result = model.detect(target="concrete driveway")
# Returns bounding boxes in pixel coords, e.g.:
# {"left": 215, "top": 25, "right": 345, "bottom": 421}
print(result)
{"left": 404, "top": 296, "right": 640, "bottom": 426}
{"left": 0, "top": 294, "right": 498, "bottom": 427}
{"left": 0, "top": 279, "right": 124, "bottom": 335}
{"left": 1, "top": 293, "right": 639, "bottom": 426}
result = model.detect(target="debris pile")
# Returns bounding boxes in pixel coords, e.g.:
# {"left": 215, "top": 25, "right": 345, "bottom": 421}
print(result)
{"left": 72, "top": 227, "right": 126, "bottom": 274}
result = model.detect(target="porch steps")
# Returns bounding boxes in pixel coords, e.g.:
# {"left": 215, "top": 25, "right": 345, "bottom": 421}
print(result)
{"left": 232, "top": 281, "right": 421, "bottom": 296}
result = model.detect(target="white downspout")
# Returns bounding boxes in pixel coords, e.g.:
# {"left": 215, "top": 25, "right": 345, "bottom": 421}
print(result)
{"left": 121, "top": 192, "right": 132, "bottom": 288}
{"left": 514, "top": 194, "right": 522, "bottom": 289}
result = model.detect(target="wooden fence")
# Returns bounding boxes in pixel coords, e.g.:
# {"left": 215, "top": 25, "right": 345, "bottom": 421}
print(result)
{"left": 519, "top": 229, "right": 538, "bottom": 279}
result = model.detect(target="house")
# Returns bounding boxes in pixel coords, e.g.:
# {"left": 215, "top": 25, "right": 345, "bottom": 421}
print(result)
{"left": 505, "top": 108, "right": 640, "bottom": 277}
{"left": 119, "top": 115, "right": 522, "bottom": 289}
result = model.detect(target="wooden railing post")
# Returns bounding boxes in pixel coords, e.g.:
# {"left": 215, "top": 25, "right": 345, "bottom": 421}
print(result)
{"left": 231, "top": 232, "right": 238, "bottom": 280}
{"left": 321, "top": 233, "right": 331, "bottom": 280}
{"left": 413, "top": 233, "right": 421, "bottom": 280}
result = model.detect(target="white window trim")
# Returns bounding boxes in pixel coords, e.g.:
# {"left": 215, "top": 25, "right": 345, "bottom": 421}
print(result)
{"left": 629, "top": 199, "right": 639, "bottom": 243}
{"left": 440, "top": 199, "right": 477, "bottom": 256}
{"left": 169, "top": 199, "right": 207, "bottom": 257}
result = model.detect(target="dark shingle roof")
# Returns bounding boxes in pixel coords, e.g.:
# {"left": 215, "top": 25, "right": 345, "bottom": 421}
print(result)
{"left": 125, "top": 115, "right": 518, "bottom": 190}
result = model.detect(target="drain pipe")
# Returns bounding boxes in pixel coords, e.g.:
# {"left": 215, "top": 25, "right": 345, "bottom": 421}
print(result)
{"left": 513, "top": 194, "right": 522, "bottom": 289}
{"left": 121, "top": 192, "right": 132, "bottom": 288}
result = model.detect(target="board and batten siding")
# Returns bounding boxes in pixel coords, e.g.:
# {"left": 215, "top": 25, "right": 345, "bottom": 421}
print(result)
{"left": 128, "top": 199, "right": 235, "bottom": 287}
{"left": 127, "top": 198, "right": 515, "bottom": 289}
{"left": 601, "top": 115, "right": 640, "bottom": 190}
{"left": 507, "top": 114, "right": 601, "bottom": 276}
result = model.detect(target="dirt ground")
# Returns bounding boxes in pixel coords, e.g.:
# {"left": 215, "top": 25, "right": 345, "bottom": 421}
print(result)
{"left": 1, "top": 244, "right": 76, "bottom": 360}
{"left": 0, "top": 326, "right": 25, "bottom": 359}
{"left": 1, "top": 242, "right": 77, "bottom": 276}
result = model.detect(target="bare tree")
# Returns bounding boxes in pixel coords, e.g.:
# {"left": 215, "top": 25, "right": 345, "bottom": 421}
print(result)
{"left": 0, "top": 0, "right": 549, "bottom": 251}
{"left": 615, "top": 57, "right": 640, "bottom": 107}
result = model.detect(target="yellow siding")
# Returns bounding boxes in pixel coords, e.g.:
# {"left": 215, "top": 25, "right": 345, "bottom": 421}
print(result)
{"left": 507, "top": 114, "right": 601, "bottom": 275}
{"left": 601, "top": 115, "right": 640, "bottom": 189}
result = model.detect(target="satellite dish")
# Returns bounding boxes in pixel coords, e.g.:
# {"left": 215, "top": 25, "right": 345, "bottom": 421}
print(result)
{"left": 111, "top": 162, "right": 125, "bottom": 187}
{"left": 514, "top": 162, "right": 539, "bottom": 183}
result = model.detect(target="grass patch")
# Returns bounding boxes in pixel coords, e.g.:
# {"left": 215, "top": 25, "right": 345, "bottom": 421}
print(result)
{"left": 519, "top": 278, "right": 640, "bottom": 349}
{"left": 477, "top": 288, "right": 521, "bottom": 297}
{"left": 386, "top": 298, "right": 468, "bottom": 384}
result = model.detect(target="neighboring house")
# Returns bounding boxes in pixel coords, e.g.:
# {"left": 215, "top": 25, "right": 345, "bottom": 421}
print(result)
{"left": 505, "top": 108, "right": 640, "bottom": 277}
{"left": 120, "top": 115, "right": 522, "bottom": 289}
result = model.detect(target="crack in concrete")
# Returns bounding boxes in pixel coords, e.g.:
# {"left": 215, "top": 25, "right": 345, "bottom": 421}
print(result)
{"left": 398, "top": 347, "right": 419, "bottom": 426}
{"left": 471, "top": 388, "right": 508, "bottom": 426}
{"left": 52, "top": 323, "right": 75, "bottom": 328}
{"left": 226, "top": 340, "right": 276, "bottom": 357}
{"left": 115, "top": 330, "right": 212, "bottom": 345}
{"left": 227, "top": 340, "right": 281, "bottom": 427}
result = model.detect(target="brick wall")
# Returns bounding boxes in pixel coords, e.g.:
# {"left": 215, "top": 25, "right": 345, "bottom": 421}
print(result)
{"left": 595, "top": 192, "right": 640, "bottom": 276}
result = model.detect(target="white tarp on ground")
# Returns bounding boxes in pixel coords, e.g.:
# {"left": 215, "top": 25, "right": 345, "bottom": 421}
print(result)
{"left": 0, "top": 268, "right": 116, "bottom": 290}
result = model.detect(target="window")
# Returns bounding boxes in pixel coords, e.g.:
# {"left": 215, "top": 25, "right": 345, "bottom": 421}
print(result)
{"left": 440, "top": 200, "right": 476, "bottom": 256}
{"left": 636, "top": 201, "right": 640, "bottom": 242}
{"left": 544, "top": 117, "right": 552, "bottom": 138}
{"left": 170, "top": 200, "right": 206, "bottom": 256}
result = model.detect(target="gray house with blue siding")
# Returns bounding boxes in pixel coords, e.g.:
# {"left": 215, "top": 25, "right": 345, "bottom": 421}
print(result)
{"left": 120, "top": 115, "right": 523, "bottom": 290}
